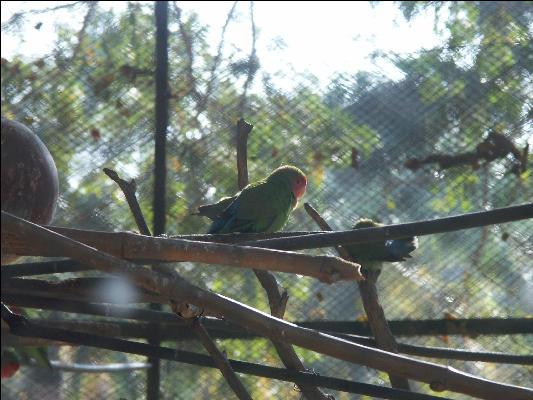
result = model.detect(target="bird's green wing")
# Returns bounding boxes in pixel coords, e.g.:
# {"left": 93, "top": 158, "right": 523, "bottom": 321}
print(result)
{"left": 218, "top": 180, "right": 295, "bottom": 233}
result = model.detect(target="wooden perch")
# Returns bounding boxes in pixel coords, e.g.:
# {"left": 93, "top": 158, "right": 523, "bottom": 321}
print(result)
{"left": 2, "top": 217, "right": 362, "bottom": 283}
{"left": 2, "top": 204, "right": 532, "bottom": 399}
{"left": 3, "top": 203, "right": 529, "bottom": 257}
{"left": 2, "top": 307, "right": 455, "bottom": 400}
{"left": 304, "top": 203, "right": 410, "bottom": 391}
{"left": 242, "top": 203, "right": 533, "bottom": 251}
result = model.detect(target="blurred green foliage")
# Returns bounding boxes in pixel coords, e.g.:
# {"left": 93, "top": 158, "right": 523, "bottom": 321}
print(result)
{"left": 1, "top": 1, "right": 532, "bottom": 399}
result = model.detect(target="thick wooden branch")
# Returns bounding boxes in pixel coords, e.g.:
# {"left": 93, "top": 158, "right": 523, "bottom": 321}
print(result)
{"left": 2, "top": 212, "right": 531, "bottom": 399}
{"left": 6, "top": 203, "right": 528, "bottom": 256}
{"left": 1, "top": 330, "right": 72, "bottom": 348}
{"left": 5, "top": 293, "right": 533, "bottom": 338}
{"left": 404, "top": 131, "right": 527, "bottom": 175}
{"left": 1, "top": 308, "right": 451, "bottom": 400}
{"left": 2, "top": 219, "right": 361, "bottom": 283}
{"left": 14, "top": 316, "right": 532, "bottom": 365}
{"left": 1, "top": 259, "right": 91, "bottom": 277}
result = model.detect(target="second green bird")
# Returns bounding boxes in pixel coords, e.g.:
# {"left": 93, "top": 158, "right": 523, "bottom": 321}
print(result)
{"left": 345, "top": 218, "right": 418, "bottom": 271}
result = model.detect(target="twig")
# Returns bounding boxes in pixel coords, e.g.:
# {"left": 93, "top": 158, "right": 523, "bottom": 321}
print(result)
{"left": 304, "top": 203, "right": 410, "bottom": 391}
{"left": 103, "top": 168, "right": 151, "bottom": 235}
{"left": 2, "top": 212, "right": 532, "bottom": 399}
{"left": 9, "top": 1, "right": 86, "bottom": 15}
{"left": 236, "top": 118, "right": 253, "bottom": 189}
{"left": 0, "top": 305, "right": 451, "bottom": 400}
{"left": 173, "top": 3, "right": 202, "bottom": 103}
{"left": 237, "top": 1, "right": 259, "bottom": 115}
{"left": 193, "top": 1, "right": 238, "bottom": 118}
{"left": 69, "top": 2, "right": 97, "bottom": 63}
{"left": 14, "top": 202, "right": 530, "bottom": 253}
{"left": 185, "top": 318, "right": 253, "bottom": 400}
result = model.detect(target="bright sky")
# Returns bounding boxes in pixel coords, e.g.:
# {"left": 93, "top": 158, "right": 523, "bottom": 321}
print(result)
{"left": 1, "top": 1, "right": 445, "bottom": 85}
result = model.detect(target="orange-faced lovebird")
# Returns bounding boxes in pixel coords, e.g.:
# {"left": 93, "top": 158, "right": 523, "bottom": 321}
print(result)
{"left": 195, "top": 165, "right": 307, "bottom": 234}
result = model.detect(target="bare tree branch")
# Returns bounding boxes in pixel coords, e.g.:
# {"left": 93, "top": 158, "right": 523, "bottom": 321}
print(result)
{"left": 69, "top": 2, "right": 97, "bottom": 62}
{"left": 7, "top": 290, "right": 533, "bottom": 365}
{"left": 5, "top": 296, "right": 533, "bottom": 365}
{"left": 184, "top": 317, "right": 253, "bottom": 400}
{"left": 10, "top": 203, "right": 527, "bottom": 254}
{"left": 0, "top": 230, "right": 530, "bottom": 400}
{"left": 304, "top": 203, "right": 410, "bottom": 391}
{"left": 236, "top": 118, "right": 253, "bottom": 189}
{"left": 241, "top": 202, "right": 533, "bottom": 250}
{"left": 105, "top": 168, "right": 250, "bottom": 398}
{"left": 193, "top": 1, "right": 239, "bottom": 117}
{"left": 0, "top": 305, "right": 454, "bottom": 400}
{"left": 103, "top": 168, "right": 151, "bottom": 235}
{"left": 173, "top": 3, "right": 202, "bottom": 103}
{"left": 2, "top": 221, "right": 362, "bottom": 283}
{"left": 237, "top": 1, "right": 259, "bottom": 115}
{"left": 236, "top": 121, "right": 332, "bottom": 399}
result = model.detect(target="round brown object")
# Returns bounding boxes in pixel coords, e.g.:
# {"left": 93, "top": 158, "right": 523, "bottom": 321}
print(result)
{"left": 1, "top": 118, "right": 59, "bottom": 263}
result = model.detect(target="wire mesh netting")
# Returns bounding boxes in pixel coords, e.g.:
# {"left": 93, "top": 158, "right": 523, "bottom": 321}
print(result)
{"left": 1, "top": 1, "right": 532, "bottom": 399}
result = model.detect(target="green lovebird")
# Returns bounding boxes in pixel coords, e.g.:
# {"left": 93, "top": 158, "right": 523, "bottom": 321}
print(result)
{"left": 344, "top": 218, "right": 418, "bottom": 271}
{"left": 195, "top": 165, "right": 307, "bottom": 234}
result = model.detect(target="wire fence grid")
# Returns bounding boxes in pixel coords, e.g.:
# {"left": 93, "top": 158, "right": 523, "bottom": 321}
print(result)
{"left": 1, "top": 1, "right": 532, "bottom": 399}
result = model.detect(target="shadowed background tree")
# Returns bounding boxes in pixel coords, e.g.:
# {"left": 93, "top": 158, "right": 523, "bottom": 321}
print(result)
{"left": 1, "top": 1, "right": 532, "bottom": 399}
